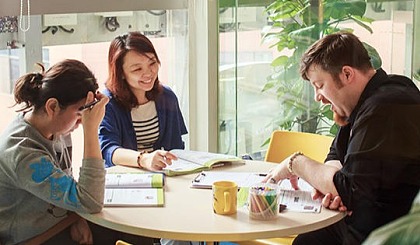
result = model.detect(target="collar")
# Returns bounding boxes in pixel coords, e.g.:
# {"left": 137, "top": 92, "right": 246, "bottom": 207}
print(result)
{"left": 346, "top": 68, "right": 388, "bottom": 125}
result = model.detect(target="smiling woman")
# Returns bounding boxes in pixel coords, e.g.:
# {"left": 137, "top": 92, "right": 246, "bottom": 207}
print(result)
{"left": 99, "top": 31, "right": 188, "bottom": 172}
{"left": 98, "top": 31, "right": 191, "bottom": 245}
{"left": 121, "top": 50, "right": 160, "bottom": 104}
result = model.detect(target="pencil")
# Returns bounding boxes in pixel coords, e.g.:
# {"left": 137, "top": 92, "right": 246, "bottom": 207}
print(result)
{"left": 261, "top": 193, "right": 276, "bottom": 217}
{"left": 250, "top": 193, "right": 267, "bottom": 219}
{"left": 78, "top": 100, "right": 100, "bottom": 111}
{"left": 161, "top": 147, "right": 167, "bottom": 161}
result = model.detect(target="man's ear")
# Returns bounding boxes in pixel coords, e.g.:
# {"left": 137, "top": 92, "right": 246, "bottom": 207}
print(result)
{"left": 342, "top": 66, "right": 353, "bottom": 83}
{"left": 45, "top": 98, "right": 60, "bottom": 116}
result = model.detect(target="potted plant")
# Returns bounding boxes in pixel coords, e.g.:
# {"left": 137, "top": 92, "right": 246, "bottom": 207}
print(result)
{"left": 261, "top": 0, "right": 382, "bottom": 137}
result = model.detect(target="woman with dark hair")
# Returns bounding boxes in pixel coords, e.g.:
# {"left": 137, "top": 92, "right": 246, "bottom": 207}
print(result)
{"left": 0, "top": 59, "right": 109, "bottom": 244}
{"left": 99, "top": 32, "right": 194, "bottom": 245}
{"left": 99, "top": 32, "right": 188, "bottom": 172}
{"left": 0, "top": 59, "right": 156, "bottom": 245}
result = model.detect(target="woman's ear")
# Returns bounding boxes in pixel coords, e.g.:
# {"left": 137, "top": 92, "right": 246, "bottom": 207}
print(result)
{"left": 45, "top": 98, "right": 60, "bottom": 116}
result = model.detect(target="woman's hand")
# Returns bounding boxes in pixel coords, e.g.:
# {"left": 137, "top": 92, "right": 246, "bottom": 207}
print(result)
{"left": 70, "top": 218, "right": 93, "bottom": 244}
{"left": 139, "top": 149, "right": 178, "bottom": 171}
{"left": 80, "top": 91, "right": 109, "bottom": 160}
{"left": 81, "top": 91, "right": 109, "bottom": 132}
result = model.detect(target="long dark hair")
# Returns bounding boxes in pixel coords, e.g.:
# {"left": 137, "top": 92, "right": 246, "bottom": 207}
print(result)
{"left": 14, "top": 59, "right": 99, "bottom": 112}
{"left": 106, "top": 32, "right": 163, "bottom": 110}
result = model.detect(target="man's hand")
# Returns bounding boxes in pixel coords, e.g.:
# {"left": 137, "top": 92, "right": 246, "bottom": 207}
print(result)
{"left": 262, "top": 157, "right": 293, "bottom": 184}
{"left": 312, "top": 189, "right": 352, "bottom": 215}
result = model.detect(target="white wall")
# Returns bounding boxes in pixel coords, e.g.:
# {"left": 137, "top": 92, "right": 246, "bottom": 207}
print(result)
{"left": 0, "top": 0, "right": 187, "bottom": 16}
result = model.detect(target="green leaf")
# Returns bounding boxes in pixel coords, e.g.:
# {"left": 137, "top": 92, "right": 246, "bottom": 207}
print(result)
{"left": 271, "top": 55, "right": 290, "bottom": 67}
{"left": 350, "top": 15, "right": 373, "bottom": 33}
{"left": 321, "top": 107, "right": 334, "bottom": 120}
{"left": 326, "top": 0, "right": 367, "bottom": 19}
{"left": 363, "top": 42, "right": 382, "bottom": 69}
{"left": 329, "top": 124, "right": 340, "bottom": 135}
{"left": 262, "top": 81, "right": 276, "bottom": 92}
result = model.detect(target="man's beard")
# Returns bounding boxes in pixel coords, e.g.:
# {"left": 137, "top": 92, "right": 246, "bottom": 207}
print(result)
{"left": 333, "top": 111, "right": 349, "bottom": 126}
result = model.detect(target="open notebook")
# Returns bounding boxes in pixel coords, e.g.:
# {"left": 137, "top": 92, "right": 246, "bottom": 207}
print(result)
{"left": 159, "top": 149, "right": 244, "bottom": 176}
{"left": 104, "top": 172, "right": 165, "bottom": 207}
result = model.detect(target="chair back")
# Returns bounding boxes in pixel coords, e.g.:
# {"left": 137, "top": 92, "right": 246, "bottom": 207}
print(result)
{"left": 265, "top": 130, "right": 334, "bottom": 163}
{"left": 24, "top": 212, "right": 80, "bottom": 245}
{"left": 116, "top": 240, "right": 132, "bottom": 245}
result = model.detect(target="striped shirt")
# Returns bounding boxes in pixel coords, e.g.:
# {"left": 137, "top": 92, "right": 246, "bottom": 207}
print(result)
{"left": 131, "top": 101, "right": 159, "bottom": 152}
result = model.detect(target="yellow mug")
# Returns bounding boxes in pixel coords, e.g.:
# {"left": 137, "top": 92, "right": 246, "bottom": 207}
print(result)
{"left": 212, "top": 181, "right": 238, "bottom": 215}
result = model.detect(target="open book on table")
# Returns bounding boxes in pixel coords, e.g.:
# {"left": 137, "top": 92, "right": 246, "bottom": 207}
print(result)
{"left": 277, "top": 178, "right": 322, "bottom": 213}
{"left": 104, "top": 172, "right": 165, "bottom": 207}
{"left": 236, "top": 178, "right": 322, "bottom": 213}
{"left": 160, "top": 149, "right": 244, "bottom": 176}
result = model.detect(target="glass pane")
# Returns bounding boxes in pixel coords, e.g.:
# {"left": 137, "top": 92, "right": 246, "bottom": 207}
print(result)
{"left": 0, "top": 49, "right": 19, "bottom": 93}
{"left": 40, "top": 10, "right": 189, "bottom": 118}
{"left": 0, "top": 9, "right": 189, "bottom": 145}
{"left": 412, "top": 0, "right": 420, "bottom": 84}
{"left": 218, "top": 0, "right": 415, "bottom": 159}
{"left": 0, "top": 9, "right": 189, "bottom": 171}
{"left": 219, "top": 3, "right": 281, "bottom": 159}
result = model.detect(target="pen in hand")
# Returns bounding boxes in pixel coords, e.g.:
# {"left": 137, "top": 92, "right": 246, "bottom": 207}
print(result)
{"left": 78, "top": 99, "right": 100, "bottom": 111}
{"left": 159, "top": 147, "right": 178, "bottom": 166}
{"left": 161, "top": 147, "right": 168, "bottom": 162}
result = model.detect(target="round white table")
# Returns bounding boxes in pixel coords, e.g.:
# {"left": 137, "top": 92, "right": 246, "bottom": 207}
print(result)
{"left": 79, "top": 161, "right": 346, "bottom": 244}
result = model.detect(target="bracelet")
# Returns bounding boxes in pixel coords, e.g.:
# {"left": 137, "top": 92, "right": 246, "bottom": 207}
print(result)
{"left": 137, "top": 151, "right": 147, "bottom": 168}
{"left": 287, "top": 151, "right": 303, "bottom": 175}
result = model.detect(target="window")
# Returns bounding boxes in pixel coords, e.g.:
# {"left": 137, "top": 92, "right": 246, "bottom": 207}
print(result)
{"left": 0, "top": 0, "right": 418, "bottom": 157}
{"left": 0, "top": 7, "right": 190, "bottom": 147}
{"left": 218, "top": 0, "right": 416, "bottom": 158}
